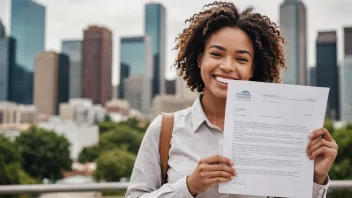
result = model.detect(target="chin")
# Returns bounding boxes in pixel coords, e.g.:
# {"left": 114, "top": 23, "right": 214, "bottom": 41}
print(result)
{"left": 213, "top": 89, "right": 228, "bottom": 99}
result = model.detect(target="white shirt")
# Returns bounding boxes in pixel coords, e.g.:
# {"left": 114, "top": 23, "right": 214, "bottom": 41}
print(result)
{"left": 125, "top": 95, "right": 330, "bottom": 198}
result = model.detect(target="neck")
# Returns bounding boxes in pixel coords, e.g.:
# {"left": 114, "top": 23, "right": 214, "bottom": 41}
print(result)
{"left": 201, "top": 89, "right": 227, "bottom": 130}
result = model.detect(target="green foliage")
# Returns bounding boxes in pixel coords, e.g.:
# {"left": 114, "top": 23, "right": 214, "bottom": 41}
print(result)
{"left": 100, "top": 125, "right": 143, "bottom": 154}
{"left": 78, "top": 145, "right": 102, "bottom": 163}
{"left": 93, "top": 148, "right": 136, "bottom": 182}
{"left": 0, "top": 135, "right": 39, "bottom": 188}
{"left": 15, "top": 126, "right": 72, "bottom": 181}
{"left": 327, "top": 125, "right": 352, "bottom": 197}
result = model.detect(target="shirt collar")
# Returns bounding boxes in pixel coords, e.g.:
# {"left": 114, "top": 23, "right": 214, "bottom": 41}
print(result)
{"left": 191, "top": 94, "right": 212, "bottom": 132}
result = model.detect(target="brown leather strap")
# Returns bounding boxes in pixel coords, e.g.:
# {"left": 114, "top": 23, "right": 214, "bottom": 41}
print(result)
{"left": 159, "top": 113, "right": 174, "bottom": 185}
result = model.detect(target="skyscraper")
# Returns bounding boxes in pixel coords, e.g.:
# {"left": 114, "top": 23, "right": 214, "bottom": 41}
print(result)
{"left": 0, "top": 19, "right": 5, "bottom": 37}
{"left": 279, "top": 0, "right": 307, "bottom": 85}
{"left": 145, "top": 3, "right": 166, "bottom": 97}
{"left": 10, "top": 0, "right": 46, "bottom": 104}
{"left": 118, "top": 63, "right": 130, "bottom": 99}
{"left": 0, "top": 21, "right": 16, "bottom": 101}
{"left": 62, "top": 40, "right": 82, "bottom": 99}
{"left": 344, "top": 27, "right": 352, "bottom": 56}
{"left": 82, "top": 26, "right": 112, "bottom": 105}
{"left": 309, "top": 67, "right": 317, "bottom": 87}
{"left": 316, "top": 31, "right": 339, "bottom": 120}
{"left": 340, "top": 57, "right": 352, "bottom": 122}
{"left": 119, "top": 36, "right": 153, "bottom": 113}
{"left": 34, "top": 52, "right": 69, "bottom": 116}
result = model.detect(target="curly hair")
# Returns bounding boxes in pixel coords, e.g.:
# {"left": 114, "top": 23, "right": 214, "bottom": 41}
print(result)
{"left": 173, "top": 1, "right": 287, "bottom": 92}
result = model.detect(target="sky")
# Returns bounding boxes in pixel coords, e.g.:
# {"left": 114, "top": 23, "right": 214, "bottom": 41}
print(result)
{"left": 0, "top": 0, "right": 352, "bottom": 86}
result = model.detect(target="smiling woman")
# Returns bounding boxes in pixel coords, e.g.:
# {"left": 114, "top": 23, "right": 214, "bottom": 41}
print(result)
{"left": 125, "top": 1, "right": 337, "bottom": 198}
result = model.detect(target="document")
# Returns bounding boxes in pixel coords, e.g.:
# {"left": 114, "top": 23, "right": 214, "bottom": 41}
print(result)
{"left": 219, "top": 81, "right": 329, "bottom": 198}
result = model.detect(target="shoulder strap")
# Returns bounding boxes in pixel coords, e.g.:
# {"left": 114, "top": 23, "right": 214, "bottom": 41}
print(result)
{"left": 159, "top": 113, "right": 174, "bottom": 185}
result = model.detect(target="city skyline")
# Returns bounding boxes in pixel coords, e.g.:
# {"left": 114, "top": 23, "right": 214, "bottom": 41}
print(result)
{"left": 1, "top": 0, "right": 352, "bottom": 86}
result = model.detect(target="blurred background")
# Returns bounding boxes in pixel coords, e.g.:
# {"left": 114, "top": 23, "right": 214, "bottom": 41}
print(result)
{"left": 0, "top": 0, "right": 351, "bottom": 197}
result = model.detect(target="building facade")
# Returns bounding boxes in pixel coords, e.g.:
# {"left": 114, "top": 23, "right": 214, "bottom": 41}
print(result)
{"left": 279, "top": 0, "right": 307, "bottom": 85}
{"left": 10, "top": 0, "right": 46, "bottom": 104}
{"left": 340, "top": 57, "right": 352, "bottom": 122}
{"left": 62, "top": 40, "right": 82, "bottom": 99}
{"left": 145, "top": 3, "right": 166, "bottom": 97}
{"left": 59, "top": 98, "right": 106, "bottom": 125}
{"left": 0, "top": 35, "right": 16, "bottom": 101}
{"left": 82, "top": 26, "right": 112, "bottom": 105}
{"left": 345, "top": 27, "right": 352, "bottom": 56}
{"left": 316, "top": 31, "right": 339, "bottom": 120}
{"left": 34, "top": 52, "right": 69, "bottom": 116}
{"left": 0, "top": 102, "right": 38, "bottom": 124}
{"left": 119, "top": 36, "right": 153, "bottom": 113}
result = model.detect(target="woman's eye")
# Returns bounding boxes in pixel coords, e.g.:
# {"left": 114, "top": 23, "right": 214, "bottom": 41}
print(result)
{"left": 237, "top": 57, "right": 248, "bottom": 62}
{"left": 210, "top": 52, "right": 222, "bottom": 57}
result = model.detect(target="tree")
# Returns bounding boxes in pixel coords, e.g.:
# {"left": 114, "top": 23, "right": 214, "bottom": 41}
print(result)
{"left": 15, "top": 127, "right": 72, "bottom": 181}
{"left": 0, "top": 135, "right": 22, "bottom": 185}
{"left": 93, "top": 148, "right": 136, "bottom": 182}
{"left": 99, "top": 125, "right": 143, "bottom": 154}
{"left": 327, "top": 127, "right": 352, "bottom": 197}
{"left": 78, "top": 145, "right": 101, "bottom": 163}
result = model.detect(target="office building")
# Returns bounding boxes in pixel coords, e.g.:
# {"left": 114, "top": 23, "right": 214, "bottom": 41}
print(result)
{"left": 166, "top": 79, "right": 176, "bottom": 95}
{"left": 59, "top": 98, "right": 106, "bottom": 125}
{"left": 0, "top": 19, "right": 5, "bottom": 37}
{"left": 118, "top": 63, "right": 130, "bottom": 99}
{"left": 34, "top": 52, "right": 69, "bottom": 116}
{"left": 316, "top": 31, "right": 339, "bottom": 120}
{"left": 123, "top": 75, "right": 152, "bottom": 114}
{"left": 340, "top": 57, "right": 352, "bottom": 122}
{"left": 82, "top": 26, "right": 112, "bottom": 105}
{"left": 119, "top": 36, "right": 153, "bottom": 113}
{"left": 0, "top": 21, "right": 16, "bottom": 101}
{"left": 0, "top": 102, "right": 38, "bottom": 124}
{"left": 279, "top": 0, "right": 307, "bottom": 85}
{"left": 345, "top": 27, "right": 352, "bottom": 56}
{"left": 145, "top": 3, "right": 166, "bottom": 97}
{"left": 10, "top": 0, "right": 46, "bottom": 104}
{"left": 62, "top": 40, "right": 82, "bottom": 99}
{"left": 309, "top": 67, "right": 316, "bottom": 86}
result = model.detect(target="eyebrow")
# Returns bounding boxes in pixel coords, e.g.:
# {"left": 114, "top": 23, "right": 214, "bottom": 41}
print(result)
{"left": 208, "top": 45, "right": 252, "bottom": 57}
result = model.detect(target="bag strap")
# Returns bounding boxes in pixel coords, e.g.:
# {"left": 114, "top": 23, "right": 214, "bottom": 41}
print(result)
{"left": 159, "top": 113, "right": 174, "bottom": 185}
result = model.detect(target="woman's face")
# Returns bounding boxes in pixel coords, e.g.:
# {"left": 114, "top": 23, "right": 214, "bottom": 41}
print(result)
{"left": 198, "top": 27, "right": 254, "bottom": 99}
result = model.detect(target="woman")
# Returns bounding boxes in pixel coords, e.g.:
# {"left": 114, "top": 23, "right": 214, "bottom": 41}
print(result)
{"left": 125, "top": 2, "right": 338, "bottom": 198}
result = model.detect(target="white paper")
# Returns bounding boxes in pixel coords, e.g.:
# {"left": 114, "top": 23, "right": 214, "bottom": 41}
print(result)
{"left": 219, "top": 81, "right": 329, "bottom": 198}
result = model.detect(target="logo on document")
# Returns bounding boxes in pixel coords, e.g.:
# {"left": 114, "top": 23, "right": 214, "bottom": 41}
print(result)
{"left": 236, "top": 90, "right": 251, "bottom": 101}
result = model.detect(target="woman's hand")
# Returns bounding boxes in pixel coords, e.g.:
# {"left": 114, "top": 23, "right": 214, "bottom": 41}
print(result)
{"left": 186, "top": 155, "right": 237, "bottom": 196}
{"left": 307, "top": 128, "right": 338, "bottom": 185}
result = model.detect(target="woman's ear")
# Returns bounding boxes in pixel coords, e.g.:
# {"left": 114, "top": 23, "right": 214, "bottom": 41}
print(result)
{"left": 197, "top": 53, "right": 203, "bottom": 68}
{"left": 248, "top": 63, "right": 254, "bottom": 79}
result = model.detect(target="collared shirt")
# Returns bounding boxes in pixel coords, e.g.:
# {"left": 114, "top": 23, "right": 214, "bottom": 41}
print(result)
{"left": 125, "top": 95, "right": 330, "bottom": 198}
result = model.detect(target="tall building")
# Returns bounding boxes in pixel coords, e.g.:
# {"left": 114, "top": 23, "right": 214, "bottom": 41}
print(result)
{"left": 316, "top": 31, "right": 339, "bottom": 120}
{"left": 166, "top": 79, "right": 176, "bottom": 95}
{"left": 10, "top": 0, "right": 46, "bottom": 104}
{"left": 340, "top": 57, "right": 352, "bottom": 122}
{"left": 279, "top": 0, "right": 307, "bottom": 85}
{"left": 309, "top": 67, "right": 316, "bottom": 86}
{"left": 62, "top": 40, "right": 82, "bottom": 99}
{"left": 0, "top": 19, "right": 5, "bottom": 37}
{"left": 34, "top": 52, "right": 69, "bottom": 116}
{"left": 119, "top": 36, "right": 153, "bottom": 113}
{"left": 0, "top": 22, "right": 16, "bottom": 101}
{"left": 82, "top": 26, "right": 112, "bottom": 105}
{"left": 345, "top": 27, "right": 352, "bottom": 56}
{"left": 145, "top": 3, "right": 166, "bottom": 97}
{"left": 118, "top": 63, "right": 130, "bottom": 99}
